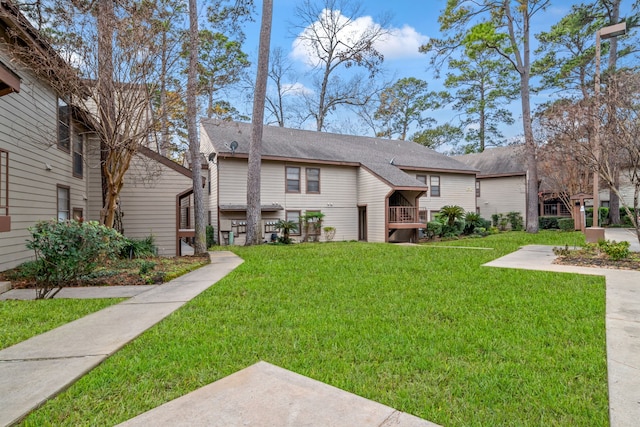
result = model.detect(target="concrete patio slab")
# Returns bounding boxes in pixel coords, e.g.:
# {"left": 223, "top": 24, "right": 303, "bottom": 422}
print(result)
{"left": 118, "top": 361, "right": 439, "bottom": 427}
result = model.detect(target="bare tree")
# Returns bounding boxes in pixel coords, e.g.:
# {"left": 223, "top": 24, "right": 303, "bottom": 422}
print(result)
{"left": 291, "top": 0, "right": 389, "bottom": 131}
{"left": 598, "top": 70, "right": 640, "bottom": 242}
{"left": 245, "top": 0, "right": 273, "bottom": 246}
{"left": 265, "top": 46, "right": 297, "bottom": 127}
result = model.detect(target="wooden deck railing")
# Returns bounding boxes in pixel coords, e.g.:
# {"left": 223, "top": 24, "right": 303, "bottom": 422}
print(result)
{"left": 389, "top": 206, "right": 418, "bottom": 223}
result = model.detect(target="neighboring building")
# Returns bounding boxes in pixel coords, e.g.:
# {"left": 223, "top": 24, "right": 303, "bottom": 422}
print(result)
{"left": 0, "top": 2, "right": 194, "bottom": 272}
{"left": 455, "top": 146, "right": 528, "bottom": 221}
{"left": 201, "top": 119, "right": 477, "bottom": 244}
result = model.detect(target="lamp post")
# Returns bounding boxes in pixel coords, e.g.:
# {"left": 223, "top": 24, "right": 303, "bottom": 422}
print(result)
{"left": 587, "top": 22, "right": 626, "bottom": 242}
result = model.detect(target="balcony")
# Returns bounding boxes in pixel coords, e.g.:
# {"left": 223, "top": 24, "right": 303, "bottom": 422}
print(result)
{"left": 389, "top": 206, "right": 422, "bottom": 228}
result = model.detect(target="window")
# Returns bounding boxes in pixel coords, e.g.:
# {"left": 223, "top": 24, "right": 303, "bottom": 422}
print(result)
{"left": 475, "top": 180, "right": 481, "bottom": 197}
{"left": 416, "top": 174, "right": 426, "bottom": 185}
{"left": 0, "top": 150, "right": 9, "bottom": 232}
{"left": 57, "top": 186, "right": 70, "bottom": 221}
{"left": 306, "top": 168, "right": 320, "bottom": 193}
{"left": 286, "top": 166, "right": 300, "bottom": 193}
{"left": 73, "top": 134, "right": 83, "bottom": 178}
{"left": 72, "top": 208, "right": 83, "bottom": 221}
{"left": 286, "top": 210, "right": 301, "bottom": 235}
{"left": 430, "top": 176, "right": 440, "bottom": 197}
{"left": 58, "top": 98, "right": 70, "bottom": 151}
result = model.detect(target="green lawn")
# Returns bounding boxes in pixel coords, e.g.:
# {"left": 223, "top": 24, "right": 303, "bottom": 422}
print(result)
{"left": 0, "top": 299, "right": 124, "bottom": 351}
{"left": 21, "top": 231, "right": 608, "bottom": 426}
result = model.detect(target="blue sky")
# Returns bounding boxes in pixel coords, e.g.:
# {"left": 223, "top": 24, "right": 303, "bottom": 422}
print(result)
{"left": 234, "top": 0, "right": 634, "bottom": 141}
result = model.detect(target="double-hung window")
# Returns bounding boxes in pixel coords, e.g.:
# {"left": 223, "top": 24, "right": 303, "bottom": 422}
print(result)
{"left": 57, "top": 185, "right": 70, "bottom": 221}
{"left": 475, "top": 180, "right": 481, "bottom": 197}
{"left": 73, "top": 134, "right": 83, "bottom": 178}
{"left": 0, "top": 150, "right": 9, "bottom": 232}
{"left": 286, "top": 210, "right": 301, "bottom": 235}
{"left": 286, "top": 166, "right": 300, "bottom": 193}
{"left": 306, "top": 168, "right": 320, "bottom": 193}
{"left": 58, "top": 98, "right": 70, "bottom": 151}
{"left": 430, "top": 176, "right": 440, "bottom": 197}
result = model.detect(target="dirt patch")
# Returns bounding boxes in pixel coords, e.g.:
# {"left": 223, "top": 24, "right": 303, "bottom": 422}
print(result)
{"left": 0, "top": 255, "right": 210, "bottom": 289}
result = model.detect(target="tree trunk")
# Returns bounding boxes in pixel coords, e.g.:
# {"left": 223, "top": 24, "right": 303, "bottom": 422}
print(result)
{"left": 246, "top": 0, "right": 273, "bottom": 246}
{"left": 97, "top": 0, "right": 117, "bottom": 228}
{"left": 606, "top": 0, "right": 622, "bottom": 225}
{"left": 188, "top": 0, "right": 206, "bottom": 254}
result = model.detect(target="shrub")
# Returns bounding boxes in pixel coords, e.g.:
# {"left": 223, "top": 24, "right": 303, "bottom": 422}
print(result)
{"left": 275, "top": 219, "right": 298, "bottom": 244}
{"left": 598, "top": 240, "right": 630, "bottom": 261}
{"left": 539, "top": 216, "right": 560, "bottom": 229}
{"left": 442, "top": 220, "right": 464, "bottom": 238}
{"left": 26, "top": 220, "right": 125, "bottom": 299}
{"left": 558, "top": 218, "right": 575, "bottom": 232}
{"left": 121, "top": 235, "right": 156, "bottom": 259}
{"left": 507, "top": 211, "right": 524, "bottom": 231}
{"left": 206, "top": 225, "right": 216, "bottom": 248}
{"left": 463, "top": 212, "right": 483, "bottom": 235}
{"left": 425, "top": 221, "right": 442, "bottom": 239}
{"left": 438, "top": 205, "right": 465, "bottom": 227}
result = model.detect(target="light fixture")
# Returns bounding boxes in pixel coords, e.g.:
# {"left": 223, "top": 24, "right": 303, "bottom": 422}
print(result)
{"left": 44, "top": 163, "right": 52, "bottom": 171}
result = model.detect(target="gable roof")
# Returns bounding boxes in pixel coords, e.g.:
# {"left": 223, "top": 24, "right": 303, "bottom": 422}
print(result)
{"left": 454, "top": 145, "right": 526, "bottom": 178}
{"left": 201, "top": 119, "right": 477, "bottom": 188}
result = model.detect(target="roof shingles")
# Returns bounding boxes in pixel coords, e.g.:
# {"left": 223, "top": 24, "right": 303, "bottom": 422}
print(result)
{"left": 201, "top": 119, "right": 477, "bottom": 188}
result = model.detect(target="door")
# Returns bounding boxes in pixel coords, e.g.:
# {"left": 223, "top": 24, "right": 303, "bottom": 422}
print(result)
{"left": 358, "top": 206, "right": 367, "bottom": 241}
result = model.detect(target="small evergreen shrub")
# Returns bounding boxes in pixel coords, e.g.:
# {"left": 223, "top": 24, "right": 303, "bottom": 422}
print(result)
{"left": 507, "top": 211, "right": 524, "bottom": 231}
{"left": 598, "top": 240, "right": 630, "bottom": 261}
{"left": 206, "top": 225, "right": 216, "bottom": 248}
{"left": 121, "top": 235, "right": 156, "bottom": 259}
{"left": 539, "top": 217, "right": 560, "bottom": 229}
{"left": 558, "top": 218, "right": 575, "bottom": 232}
{"left": 425, "top": 221, "right": 442, "bottom": 239}
{"left": 26, "top": 220, "right": 125, "bottom": 299}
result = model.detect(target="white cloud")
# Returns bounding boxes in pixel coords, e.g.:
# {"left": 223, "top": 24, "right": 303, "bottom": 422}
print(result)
{"left": 376, "top": 25, "right": 429, "bottom": 60}
{"left": 290, "top": 9, "right": 429, "bottom": 67}
{"left": 282, "top": 82, "right": 313, "bottom": 96}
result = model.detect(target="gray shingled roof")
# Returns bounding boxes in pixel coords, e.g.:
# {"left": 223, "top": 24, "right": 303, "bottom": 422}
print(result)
{"left": 201, "top": 119, "right": 477, "bottom": 188}
{"left": 454, "top": 145, "right": 526, "bottom": 177}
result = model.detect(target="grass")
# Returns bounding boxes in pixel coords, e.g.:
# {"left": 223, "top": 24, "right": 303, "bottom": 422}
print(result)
{"left": 0, "top": 299, "right": 124, "bottom": 350}
{"left": 21, "top": 231, "right": 608, "bottom": 426}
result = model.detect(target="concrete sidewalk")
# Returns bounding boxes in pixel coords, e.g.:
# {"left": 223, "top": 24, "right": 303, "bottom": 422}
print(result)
{"left": 485, "top": 241, "right": 640, "bottom": 427}
{"left": 0, "top": 251, "right": 244, "bottom": 427}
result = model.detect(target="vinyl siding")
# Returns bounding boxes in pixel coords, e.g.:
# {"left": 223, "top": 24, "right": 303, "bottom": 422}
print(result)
{"left": 357, "top": 168, "right": 391, "bottom": 243}
{"left": 217, "top": 158, "right": 359, "bottom": 242}
{"left": 419, "top": 172, "right": 476, "bottom": 217}
{"left": 599, "top": 171, "right": 637, "bottom": 208}
{"left": 476, "top": 176, "right": 526, "bottom": 218}
{"left": 0, "top": 50, "right": 87, "bottom": 271}
{"left": 117, "top": 152, "right": 192, "bottom": 256}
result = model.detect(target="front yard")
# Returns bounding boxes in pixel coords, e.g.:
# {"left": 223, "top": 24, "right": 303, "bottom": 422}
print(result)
{"left": 19, "top": 231, "right": 607, "bottom": 426}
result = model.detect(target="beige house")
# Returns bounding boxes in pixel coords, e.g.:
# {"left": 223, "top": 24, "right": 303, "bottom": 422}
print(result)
{"left": 0, "top": 3, "right": 193, "bottom": 272}
{"left": 455, "top": 146, "right": 528, "bottom": 221}
{"left": 201, "top": 119, "right": 477, "bottom": 244}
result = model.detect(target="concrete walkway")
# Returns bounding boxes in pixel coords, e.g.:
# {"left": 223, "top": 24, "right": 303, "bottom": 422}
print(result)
{"left": 0, "top": 251, "right": 244, "bottom": 426}
{"left": 485, "top": 230, "right": 640, "bottom": 427}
